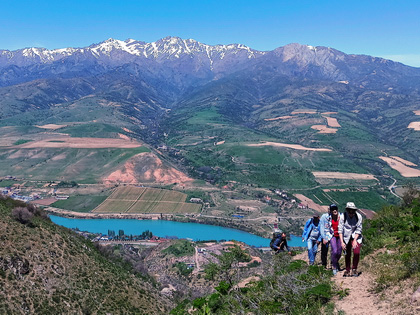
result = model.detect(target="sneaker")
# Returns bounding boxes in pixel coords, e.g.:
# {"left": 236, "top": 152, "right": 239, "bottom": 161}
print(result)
{"left": 343, "top": 270, "right": 351, "bottom": 277}
{"left": 309, "top": 261, "right": 314, "bottom": 266}
{"left": 352, "top": 269, "right": 359, "bottom": 277}
{"left": 333, "top": 269, "right": 338, "bottom": 276}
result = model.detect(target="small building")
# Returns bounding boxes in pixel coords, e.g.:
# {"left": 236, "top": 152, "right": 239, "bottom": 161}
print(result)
{"left": 189, "top": 198, "right": 203, "bottom": 203}
{"left": 55, "top": 195, "right": 69, "bottom": 200}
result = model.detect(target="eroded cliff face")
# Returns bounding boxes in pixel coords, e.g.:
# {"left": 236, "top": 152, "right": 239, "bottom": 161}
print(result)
{"left": 103, "top": 152, "right": 193, "bottom": 185}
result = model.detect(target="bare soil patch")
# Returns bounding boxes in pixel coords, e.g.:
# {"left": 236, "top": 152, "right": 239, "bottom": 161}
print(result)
{"left": 225, "top": 199, "right": 263, "bottom": 212}
{"left": 294, "top": 194, "right": 328, "bottom": 212}
{"left": 264, "top": 116, "right": 293, "bottom": 121}
{"left": 333, "top": 271, "right": 386, "bottom": 314}
{"left": 379, "top": 156, "right": 420, "bottom": 177}
{"left": 408, "top": 122, "right": 420, "bottom": 130}
{"left": 321, "top": 111, "right": 338, "bottom": 115}
{"left": 311, "top": 125, "right": 338, "bottom": 134}
{"left": 30, "top": 198, "right": 57, "bottom": 206}
{"left": 215, "top": 140, "right": 225, "bottom": 145}
{"left": 18, "top": 137, "right": 142, "bottom": 148}
{"left": 312, "top": 171, "right": 377, "bottom": 180}
{"left": 118, "top": 133, "right": 131, "bottom": 140}
{"left": 104, "top": 152, "right": 193, "bottom": 185}
{"left": 35, "top": 124, "right": 67, "bottom": 130}
{"left": 413, "top": 110, "right": 420, "bottom": 115}
{"left": 324, "top": 116, "right": 341, "bottom": 128}
{"left": 390, "top": 156, "right": 417, "bottom": 167}
{"left": 247, "top": 142, "right": 331, "bottom": 152}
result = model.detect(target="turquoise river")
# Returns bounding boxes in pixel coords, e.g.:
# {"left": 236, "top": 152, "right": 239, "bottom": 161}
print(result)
{"left": 50, "top": 215, "right": 303, "bottom": 248}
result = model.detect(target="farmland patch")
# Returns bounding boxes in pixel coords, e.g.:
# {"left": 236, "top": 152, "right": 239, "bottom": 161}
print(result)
{"left": 389, "top": 156, "right": 417, "bottom": 167}
{"left": 294, "top": 194, "right": 328, "bottom": 212}
{"left": 312, "top": 172, "right": 377, "bottom": 180}
{"left": 35, "top": 124, "right": 67, "bottom": 130}
{"left": 93, "top": 186, "right": 201, "bottom": 214}
{"left": 379, "top": 156, "right": 420, "bottom": 177}
{"left": 324, "top": 116, "right": 341, "bottom": 128}
{"left": 311, "top": 125, "right": 338, "bottom": 134}
{"left": 408, "top": 122, "right": 420, "bottom": 130}
{"left": 18, "top": 137, "right": 142, "bottom": 149}
{"left": 247, "top": 141, "right": 332, "bottom": 152}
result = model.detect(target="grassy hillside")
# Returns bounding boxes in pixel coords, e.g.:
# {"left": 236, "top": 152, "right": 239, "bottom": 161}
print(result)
{"left": 0, "top": 147, "right": 149, "bottom": 183}
{"left": 163, "top": 103, "right": 408, "bottom": 210}
{"left": 0, "top": 196, "right": 170, "bottom": 314}
{"left": 363, "top": 194, "right": 420, "bottom": 292}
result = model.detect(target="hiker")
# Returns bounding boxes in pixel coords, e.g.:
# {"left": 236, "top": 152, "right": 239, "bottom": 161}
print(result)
{"left": 339, "top": 202, "right": 363, "bottom": 277}
{"left": 320, "top": 204, "right": 342, "bottom": 275}
{"left": 271, "top": 232, "right": 291, "bottom": 254}
{"left": 320, "top": 204, "right": 335, "bottom": 269}
{"left": 302, "top": 214, "right": 322, "bottom": 265}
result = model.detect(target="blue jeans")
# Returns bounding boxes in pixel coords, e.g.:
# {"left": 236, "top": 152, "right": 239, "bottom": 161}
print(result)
{"left": 307, "top": 239, "right": 318, "bottom": 264}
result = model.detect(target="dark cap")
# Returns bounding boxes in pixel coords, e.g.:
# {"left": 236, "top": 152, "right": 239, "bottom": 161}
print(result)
{"left": 329, "top": 204, "right": 338, "bottom": 211}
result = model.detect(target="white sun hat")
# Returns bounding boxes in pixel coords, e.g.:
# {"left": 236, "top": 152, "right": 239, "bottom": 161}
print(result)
{"left": 345, "top": 202, "right": 357, "bottom": 210}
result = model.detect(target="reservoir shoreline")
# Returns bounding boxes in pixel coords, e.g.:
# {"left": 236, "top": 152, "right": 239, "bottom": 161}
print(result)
{"left": 45, "top": 206, "right": 273, "bottom": 238}
{"left": 49, "top": 214, "right": 304, "bottom": 247}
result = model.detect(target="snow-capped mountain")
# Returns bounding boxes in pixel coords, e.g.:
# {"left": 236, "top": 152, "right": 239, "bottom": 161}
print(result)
{"left": 1, "top": 36, "right": 420, "bottom": 93}
{"left": 0, "top": 37, "right": 264, "bottom": 67}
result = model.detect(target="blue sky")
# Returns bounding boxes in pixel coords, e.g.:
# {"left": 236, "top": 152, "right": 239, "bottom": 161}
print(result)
{"left": 2, "top": 0, "right": 420, "bottom": 66}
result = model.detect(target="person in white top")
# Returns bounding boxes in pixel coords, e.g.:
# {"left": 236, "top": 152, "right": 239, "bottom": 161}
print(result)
{"left": 338, "top": 202, "right": 363, "bottom": 277}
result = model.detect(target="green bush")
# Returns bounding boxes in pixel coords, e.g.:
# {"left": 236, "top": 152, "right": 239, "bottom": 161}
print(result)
{"left": 162, "top": 240, "right": 195, "bottom": 257}
{"left": 173, "top": 251, "right": 334, "bottom": 314}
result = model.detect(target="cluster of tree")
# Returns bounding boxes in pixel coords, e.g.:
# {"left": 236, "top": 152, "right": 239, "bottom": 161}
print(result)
{"left": 106, "top": 229, "right": 154, "bottom": 240}
{"left": 56, "top": 181, "right": 79, "bottom": 188}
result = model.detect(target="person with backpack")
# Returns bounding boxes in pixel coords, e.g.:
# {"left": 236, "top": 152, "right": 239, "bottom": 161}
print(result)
{"left": 302, "top": 214, "right": 322, "bottom": 265}
{"left": 271, "top": 232, "right": 291, "bottom": 254}
{"left": 320, "top": 204, "right": 337, "bottom": 269}
{"left": 320, "top": 204, "right": 342, "bottom": 275}
{"left": 339, "top": 202, "right": 363, "bottom": 277}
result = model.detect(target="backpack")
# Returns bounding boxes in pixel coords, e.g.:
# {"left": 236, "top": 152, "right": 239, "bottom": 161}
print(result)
{"left": 270, "top": 232, "right": 282, "bottom": 250}
{"left": 344, "top": 212, "right": 359, "bottom": 225}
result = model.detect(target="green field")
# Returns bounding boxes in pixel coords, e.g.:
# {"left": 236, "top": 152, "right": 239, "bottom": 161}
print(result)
{"left": 93, "top": 186, "right": 201, "bottom": 214}
{"left": 51, "top": 195, "right": 109, "bottom": 212}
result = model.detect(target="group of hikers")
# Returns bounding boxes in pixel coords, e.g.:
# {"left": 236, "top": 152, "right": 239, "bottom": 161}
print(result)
{"left": 271, "top": 201, "right": 362, "bottom": 277}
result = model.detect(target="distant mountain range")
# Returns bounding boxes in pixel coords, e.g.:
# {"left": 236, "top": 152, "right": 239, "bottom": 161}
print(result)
{"left": 2, "top": 36, "right": 420, "bottom": 90}
{"left": 1, "top": 37, "right": 420, "bottom": 193}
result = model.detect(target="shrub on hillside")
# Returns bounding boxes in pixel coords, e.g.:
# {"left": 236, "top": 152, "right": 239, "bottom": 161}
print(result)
{"left": 4, "top": 196, "right": 49, "bottom": 225}
{"left": 12, "top": 207, "right": 34, "bottom": 224}
{"left": 175, "top": 248, "right": 334, "bottom": 314}
{"left": 363, "top": 196, "right": 420, "bottom": 291}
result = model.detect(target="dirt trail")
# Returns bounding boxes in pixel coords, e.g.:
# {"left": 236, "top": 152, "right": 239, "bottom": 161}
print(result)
{"left": 292, "top": 252, "right": 384, "bottom": 314}
{"left": 333, "top": 272, "right": 384, "bottom": 314}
